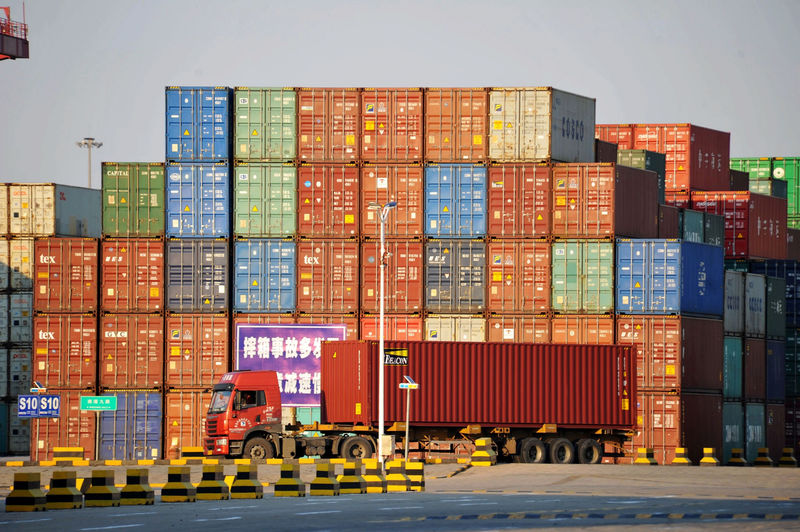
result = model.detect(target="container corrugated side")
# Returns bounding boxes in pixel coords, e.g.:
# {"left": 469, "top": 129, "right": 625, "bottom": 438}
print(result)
{"left": 729, "top": 169, "right": 750, "bottom": 191}
{"left": 361, "top": 88, "right": 423, "bottom": 162}
{"left": 8, "top": 292, "right": 32, "bottom": 343}
{"left": 617, "top": 149, "right": 666, "bottom": 204}
{"left": 786, "top": 329, "right": 799, "bottom": 397}
{"left": 101, "top": 238, "right": 164, "bottom": 312}
{"left": 99, "top": 314, "right": 163, "bottom": 389}
{"left": 723, "top": 336, "right": 743, "bottom": 399}
{"left": 486, "top": 314, "right": 551, "bottom": 343}
{"left": 788, "top": 398, "right": 800, "bottom": 456}
{"left": 766, "top": 403, "right": 785, "bottom": 463}
{"left": 658, "top": 204, "right": 679, "bottom": 239}
{"left": 0, "top": 403, "right": 7, "bottom": 454}
{"left": 33, "top": 237, "right": 99, "bottom": 313}
{"left": 748, "top": 260, "right": 800, "bottom": 328}
{"left": 297, "top": 88, "right": 360, "bottom": 162}
{"left": 165, "top": 86, "right": 231, "bottom": 162}
{"left": 0, "top": 238, "right": 8, "bottom": 290}
{"left": 487, "top": 164, "right": 551, "bottom": 238}
{"left": 166, "top": 163, "right": 231, "bottom": 238}
{"left": 9, "top": 403, "right": 30, "bottom": 454}
{"left": 297, "top": 164, "right": 359, "bottom": 237}
{"left": 165, "top": 313, "right": 229, "bottom": 388}
{"left": 679, "top": 208, "right": 704, "bottom": 243}
{"left": 361, "top": 165, "right": 424, "bottom": 238}
{"left": 233, "top": 163, "right": 297, "bottom": 237}
{"left": 8, "top": 346, "right": 32, "bottom": 397}
{"left": 295, "top": 313, "right": 359, "bottom": 341}
{"left": 594, "top": 139, "right": 617, "bottom": 163}
{"left": 361, "top": 240, "right": 423, "bottom": 312}
{"left": 722, "top": 401, "right": 744, "bottom": 465}
{"left": 164, "top": 389, "right": 212, "bottom": 459}
{"left": 30, "top": 390, "right": 96, "bottom": 461}
{"left": 424, "top": 88, "right": 488, "bottom": 162}
{"left": 165, "top": 239, "right": 229, "bottom": 312}
{"left": 234, "top": 239, "right": 295, "bottom": 312}
{"left": 296, "top": 240, "right": 359, "bottom": 313}
{"left": 750, "top": 178, "right": 788, "bottom": 199}
{"left": 551, "top": 240, "right": 614, "bottom": 314}
{"left": 424, "top": 315, "right": 486, "bottom": 341}
{"left": 772, "top": 157, "right": 800, "bottom": 217}
{"left": 766, "top": 277, "right": 786, "bottom": 339}
{"left": 9, "top": 184, "right": 101, "bottom": 237}
{"left": 425, "top": 164, "right": 487, "bottom": 237}
{"left": 595, "top": 124, "right": 635, "bottom": 150}
{"left": 487, "top": 240, "right": 550, "bottom": 313}
{"left": 234, "top": 87, "right": 296, "bottom": 161}
{"left": 33, "top": 314, "right": 97, "bottom": 389}
{"left": 99, "top": 392, "right": 162, "bottom": 460}
{"left": 0, "top": 183, "right": 8, "bottom": 235}
{"left": 788, "top": 229, "right": 800, "bottom": 260}
{"left": 102, "top": 162, "right": 165, "bottom": 237}
{"left": 551, "top": 315, "right": 614, "bottom": 345}
{"left": 360, "top": 314, "right": 424, "bottom": 341}
{"left": 765, "top": 340, "right": 785, "bottom": 402}
{"left": 744, "top": 338, "right": 766, "bottom": 401}
{"left": 730, "top": 157, "right": 772, "bottom": 180}
{"left": 745, "top": 402, "right": 766, "bottom": 463}
{"left": 745, "top": 273, "right": 766, "bottom": 337}
{"left": 0, "top": 296, "right": 7, "bottom": 344}
{"left": 0, "top": 351, "right": 6, "bottom": 397}
{"left": 425, "top": 240, "right": 486, "bottom": 313}
{"left": 703, "top": 212, "right": 725, "bottom": 247}
{"left": 9, "top": 237, "right": 34, "bottom": 289}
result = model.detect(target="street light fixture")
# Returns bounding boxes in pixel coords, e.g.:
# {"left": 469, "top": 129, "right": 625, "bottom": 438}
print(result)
{"left": 368, "top": 200, "right": 397, "bottom": 465}
{"left": 76, "top": 137, "right": 103, "bottom": 188}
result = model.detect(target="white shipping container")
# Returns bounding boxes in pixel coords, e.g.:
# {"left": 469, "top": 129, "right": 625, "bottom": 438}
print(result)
{"left": 425, "top": 315, "right": 486, "bottom": 342}
{"left": 0, "top": 238, "right": 7, "bottom": 292}
{"left": 9, "top": 183, "right": 101, "bottom": 237}
{"left": 9, "top": 237, "right": 34, "bottom": 290}
{"left": 745, "top": 273, "right": 766, "bottom": 338}
{"left": 724, "top": 270, "right": 745, "bottom": 335}
{"left": 489, "top": 87, "right": 596, "bottom": 163}
{"left": 0, "top": 348, "right": 7, "bottom": 397}
{"left": 9, "top": 403, "right": 31, "bottom": 454}
{"left": 9, "top": 346, "right": 32, "bottom": 397}
{"left": 0, "top": 295, "right": 8, "bottom": 343}
{"left": 0, "top": 183, "right": 8, "bottom": 234}
{"left": 9, "top": 291, "right": 32, "bottom": 343}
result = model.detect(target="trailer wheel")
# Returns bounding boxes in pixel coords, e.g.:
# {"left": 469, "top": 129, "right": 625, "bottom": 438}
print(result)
{"left": 244, "top": 437, "right": 275, "bottom": 461}
{"left": 518, "top": 437, "right": 547, "bottom": 464}
{"left": 549, "top": 438, "right": 575, "bottom": 464}
{"left": 576, "top": 438, "right": 603, "bottom": 464}
{"left": 340, "top": 436, "right": 373, "bottom": 459}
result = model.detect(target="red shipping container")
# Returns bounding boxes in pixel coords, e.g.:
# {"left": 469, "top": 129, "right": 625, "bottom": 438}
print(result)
{"left": 487, "top": 163, "right": 551, "bottom": 238}
{"left": 101, "top": 238, "right": 164, "bottom": 312}
{"left": 297, "top": 87, "right": 360, "bottom": 162}
{"left": 30, "top": 389, "right": 97, "bottom": 461}
{"left": 164, "top": 389, "right": 212, "bottom": 459}
{"left": 551, "top": 315, "right": 615, "bottom": 345}
{"left": 34, "top": 237, "right": 98, "bottom": 313}
{"left": 33, "top": 314, "right": 97, "bottom": 389}
{"left": 658, "top": 204, "right": 680, "bottom": 238}
{"left": 322, "top": 341, "right": 636, "bottom": 429}
{"left": 552, "top": 163, "right": 659, "bottom": 239}
{"left": 297, "top": 164, "right": 359, "bottom": 238}
{"left": 359, "top": 313, "right": 424, "bottom": 341}
{"left": 424, "top": 88, "right": 488, "bottom": 163}
{"left": 766, "top": 403, "right": 786, "bottom": 462}
{"left": 730, "top": 169, "right": 750, "bottom": 191}
{"left": 360, "top": 88, "right": 423, "bottom": 162}
{"left": 360, "top": 164, "right": 424, "bottom": 238}
{"left": 360, "top": 240, "right": 423, "bottom": 312}
{"left": 296, "top": 240, "right": 359, "bottom": 312}
{"left": 744, "top": 338, "right": 766, "bottom": 401}
{"left": 486, "top": 314, "right": 551, "bottom": 343}
{"left": 594, "top": 139, "right": 618, "bottom": 163}
{"left": 296, "top": 312, "right": 359, "bottom": 341}
{"left": 595, "top": 124, "right": 635, "bottom": 150}
{"left": 165, "top": 313, "right": 229, "bottom": 388}
{"left": 664, "top": 192, "right": 691, "bottom": 208}
{"left": 616, "top": 315, "right": 724, "bottom": 392}
{"left": 233, "top": 313, "right": 296, "bottom": 327}
{"left": 789, "top": 229, "right": 800, "bottom": 261}
{"left": 691, "top": 191, "right": 787, "bottom": 259}
{"left": 487, "top": 240, "right": 550, "bottom": 313}
{"left": 99, "top": 313, "right": 163, "bottom": 389}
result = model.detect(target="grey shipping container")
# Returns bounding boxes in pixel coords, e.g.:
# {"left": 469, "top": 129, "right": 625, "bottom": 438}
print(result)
{"left": 724, "top": 270, "right": 745, "bottom": 335}
{"left": 8, "top": 292, "right": 33, "bottom": 344}
{"left": 766, "top": 277, "right": 786, "bottom": 339}
{"left": 425, "top": 240, "right": 486, "bottom": 312}
{"left": 722, "top": 401, "right": 744, "bottom": 465}
{"left": 166, "top": 239, "right": 229, "bottom": 312}
{"left": 745, "top": 273, "right": 767, "bottom": 338}
{"left": 8, "top": 237, "right": 33, "bottom": 290}
{"left": 8, "top": 346, "right": 32, "bottom": 397}
{"left": 679, "top": 209, "right": 704, "bottom": 243}
{"left": 8, "top": 184, "right": 101, "bottom": 237}
{"left": 745, "top": 402, "right": 766, "bottom": 464}
{"left": 703, "top": 212, "right": 725, "bottom": 247}
{"left": 723, "top": 336, "right": 743, "bottom": 399}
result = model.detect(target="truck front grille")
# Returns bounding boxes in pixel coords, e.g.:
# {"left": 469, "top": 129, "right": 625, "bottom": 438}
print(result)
{"left": 206, "top": 419, "right": 218, "bottom": 436}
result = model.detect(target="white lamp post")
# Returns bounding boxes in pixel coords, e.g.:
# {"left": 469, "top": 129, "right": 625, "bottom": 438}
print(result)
{"left": 76, "top": 137, "right": 103, "bottom": 188}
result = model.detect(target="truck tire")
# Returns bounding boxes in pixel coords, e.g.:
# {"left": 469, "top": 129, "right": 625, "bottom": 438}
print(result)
{"left": 548, "top": 437, "right": 575, "bottom": 464}
{"left": 244, "top": 437, "right": 275, "bottom": 461}
{"left": 340, "top": 436, "right": 373, "bottom": 459}
{"left": 576, "top": 438, "right": 603, "bottom": 464}
{"left": 518, "top": 437, "right": 547, "bottom": 464}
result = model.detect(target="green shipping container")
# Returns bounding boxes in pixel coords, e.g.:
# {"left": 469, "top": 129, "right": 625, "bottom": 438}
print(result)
{"left": 745, "top": 402, "right": 766, "bottom": 464}
{"left": 766, "top": 277, "right": 787, "bottom": 339}
{"left": 703, "top": 212, "right": 725, "bottom": 247}
{"left": 722, "top": 401, "right": 744, "bottom": 465}
{"left": 786, "top": 328, "right": 799, "bottom": 397}
{"left": 102, "top": 162, "right": 165, "bottom": 237}
{"left": 772, "top": 157, "right": 800, "bottom": 216}
{"left": 789, "top": 216, "right": 800, "bottom": 230}
{"left": 617, "top": 149, "right": 666, "bottom": 204}
{"left": 730, "top": 157, "right": 772, "bottom": 180}
{"left": 551, "top": 240, "right": 614, "bottom": 313}
{"left": 679, "top": 208, "right": 704, "bottom": 243}
{"left": 233, "top": 163, "right": 297, "bottom": 237}
{"left": 234, "top": 87, "right": 296, "bottom": 161}
{"left": 749, "top": 178, "right": 788, "bottom": 199}
{"left": 723, "top": 336, "right": 743, "bottom": 399}
{"left": 724, "top": 259, "right": 749, "bottom": 272}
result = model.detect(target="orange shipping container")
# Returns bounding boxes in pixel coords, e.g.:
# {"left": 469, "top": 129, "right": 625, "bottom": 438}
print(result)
{"left": 487, "top": 163, "right": 552, "bottom": 238}
{"left": 298, "top": 88, "right": 360, "bottom": 162}
{"left": 296, "top": 240, "right": 359, "bottom": 312}
{"left": 297, "top": 164, "right": 359, "bottom": 237}
{"left": 296, "top": 312, "right": 359, "bottom": 341}
{"left": 33, "top": 314, "right": 97, "bottom": 389}
{"left": 361, "top": 240, "right": 423, "bottom": 312}
{"left": 101, "top": 238, "right": 164, "bottom": 312}
{"left": 595, "top": 124, "right": 635, "bottom": 150}
{"left": 360, "top": 164, "right": 424, "bottom": 238}
{"left": 99, "top": 313, "right": 164, "bottom": 389}
{"left": 360, "top": 88, "right": 423, "bottom": 162}
{"left": 360, "top": 314, "right": 424, "bottom": 341}
{"left": 33, "top": 237, "right": 99, "bottom": 313}
{"left": 551, "top": 315, "right": 615, "bottom": 344}
{"left": 664, "top": 192, "right": 691, "bottom": 209}
{"left": 30, "top": 390, "right": 97, "bottom": 461}
{"left": 164, "top": 389, "right": 212, "bottom": 459}
{"left": 424, "top": 88, "right": 488, "bottom": 163}
{"left": 487, "top": 314, "right": 551, "bottom": 343}
{"left": 165, "top": 313, "right": 229, "bottom": 388}
{"left": 487, "top": 240, "right": 550, "bottom": 313}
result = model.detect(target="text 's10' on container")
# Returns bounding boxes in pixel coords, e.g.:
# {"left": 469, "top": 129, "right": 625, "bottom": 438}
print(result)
{"left": 165, "top": 86, "right": 231, "bottom": 162}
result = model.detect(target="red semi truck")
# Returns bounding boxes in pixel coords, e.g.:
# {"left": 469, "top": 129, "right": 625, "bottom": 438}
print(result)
{"left": 204, "top": 341, "right": 635, "bottom": 463}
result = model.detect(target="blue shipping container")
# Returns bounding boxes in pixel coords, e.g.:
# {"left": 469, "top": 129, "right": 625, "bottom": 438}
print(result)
{"left": 166, "top": 162, "right": 230, "bottom": 237}
{"left": 425, "top": 240, "right": 486, "bottom": 312}
{"left": 748, "top": 260, "right": 800, "bottom": 327}
{"left": 99, "top": 392, "right": 162, "bottom": 461}
{"left": 166, "top": 239, "right": 229, "bottom": 312}
{"left": 616, "top": 239, "right": 724, "bottom": 315}
{"left": 165, "top": 86, "right": 231, "bottom": 161}
{"left": 234, "top": 239, "right": 296, "bottom": 312}
{"left": 765, "top": 340, "right": 786, "bottom": 402}
{"left": 425, "top": 164, "right": 487, "bottom": 237}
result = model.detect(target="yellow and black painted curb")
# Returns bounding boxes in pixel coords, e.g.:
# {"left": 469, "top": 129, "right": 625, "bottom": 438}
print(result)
{"left": 394, "top": 512, "right": 800, "bottom": 522}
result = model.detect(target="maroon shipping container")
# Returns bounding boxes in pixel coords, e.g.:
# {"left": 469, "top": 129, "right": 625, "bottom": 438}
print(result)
{"left": 360, "top": 240, "right": 423, "bottom": 312}
{"left": 552, "top": 163, "right": 659, "bottom": 239}
{"left": 551, "top": 315, "right": 615, "bottom": 345}
{"left": 296, "top": 312, "right": 359, "bottom": 341}
{"left": 164, "top": 389, "right": 212, "bottom": 459}
{"left": 322, "top": 341, "right": 636, "bottom": 429}
{"left": 297, "top": 88, "right": 360, "bottom": 162}
{"left": 766, "top": 403, "right": 786, "bottom": 462}
{"left": 744, "top": 338, "right": 766, "bottom": 401}
{"left": 99, "top": 313, "right": 163, "bottom": 389}
{"left": 691, "top": 191, "right": 787, "bottom": 260}
{"left": 165, "top": 313, "right": 229, "bottom": 388}
{"left": 487, "top": 164, "right": 551, "bottom": 238}
{"left": 595, "top": 124, "right": 635, "bottom": 150}
{"left": 33, "top": 314, "right": 97, "bottom": 389}
{"left": 730, "top": 169, "right": 750, "bottom": 191}
{"left": 30, "top": 390, "right": 97, "bottom": 461}
{"left": 360, "top": 88, "right": 423, "bottom": 162}
{"left": 789, "top": 229, "right": 800, "bottom": 261}
{"left": 594, "top": 139, "right": 618, "bottom": 163}
{"left": 360, "top": 165, "right": 424, "bottom": 238}
{"left": 33, "top": 237, "right": 98, "bottom": 313}
{"left": 616, "top": 315, "right": 724, "bottom": 392}
{"left": 486, "top": 314, "right": 551, "bottom": 343}
{"left": 424, "top": 88, "right": 488, "bottom": 163}
{"left": 664, "top": 192, "right": 691, "bottom": 208}
{"left": 658, "top": 204, "right": 680, "bottom": 238}
{"left": 296, "top": 240, "right": 359, "bottom": 312}
{"left": 360, "top": 314, "right": 424, "bottom": 341}
{"left": 297, "top": 164, "right": 359, "bottom": 238}
{"left": 101, "top": 238, "right": 164, "bottom": 312}
{"left": 487, "top": 240, "right": 550, "bottom": 313}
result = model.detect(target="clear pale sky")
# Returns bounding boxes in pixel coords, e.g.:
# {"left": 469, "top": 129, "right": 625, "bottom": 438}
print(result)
{"left": 1, "top": 0, "right": 797, "bottom": 189}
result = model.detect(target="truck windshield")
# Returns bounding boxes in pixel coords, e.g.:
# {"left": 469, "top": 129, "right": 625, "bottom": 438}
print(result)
{"left": 208, "top": 390, "right": 232, "bottom": 414}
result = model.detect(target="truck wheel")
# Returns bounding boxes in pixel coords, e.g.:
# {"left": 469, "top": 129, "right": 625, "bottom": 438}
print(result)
{"left": 244, "top": 437, "right": 275, "bottom": 461}
{"left": 577, "top": 438, "right": 603, "bottom": 464}
{"left": 549, "top": 438, "right": 575, "bottom": 464}
{"left": 518, "top": 437, "right": 547, "bottom": 464}
{"left": 340, "top": 436, "right": 373, "bottom": 459}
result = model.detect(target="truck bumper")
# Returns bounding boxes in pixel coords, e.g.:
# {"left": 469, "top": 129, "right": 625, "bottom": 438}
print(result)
{"left": 205, "top": 437, "right": 230, "bottom": 456}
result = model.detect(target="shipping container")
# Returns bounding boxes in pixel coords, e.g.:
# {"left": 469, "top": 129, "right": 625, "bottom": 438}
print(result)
{"left": 489, "top": 88, "right": 596, "bottom": 162}
{"left": 704, "top": 212, "right": 725, "bottom": 247}
{"left": 616, "top": 315, "right": 723, "bottom": 391}
{"left": 0, "top": 183, "right": 7, "bottom": 235}
{"left": 33, "top": 314, "right": 97, "bottom": 389}
{"left": 99, "top": 313, "right": 163, "bottom": 389}
{"left": 765, "top": 340, "right": 786, "bottom": 402}
{"left": 101, "top": 238, "right": 164, "bottom": 312}
{"left": 8, "top": 346, "right": 31, "bottom": 397}
{"left": 766, "top": 277, "right": 787, "bottom": 339}
{"left": 9, "top": 237, "right": 33, "bottom": 289}
{"left": 0, "top": 352, "right": 6, "bottom": 397}
{"left": 8, "top": 291, "right": 32, "bottom": 343}
{"left": 594, "top": 124, "right": 634, "bottom": 150}
{"left": 165, "top": 86, "right": 230, "bottom": 162}
{"left": 165, "top": 239, "right": 228, "bottom": 312}
{"left": 722, "top": 401, "right": 744, "bottom": 465}
{"left": 615, "top": 239, "right": 724, "bottom": 316}
{"left": 233, "top": 87, "right": 296, "bottom": 161}
{"left": 744, "top": 338, "right": 766, "bottom": 401}
{"left": 425, "top": 240, "right": 486, "bottom": 312}
{"left": 164, "top": 389, "right": 212, "bottom": 459}
{"left": 99, "top": 391, "right": 162, "bottom": 460}
{"left": 664, "top": 192, "right": 691, "bottom": 209}
{"left": 0, "top": 238, "right": 8, "bottom": 290}
{"left": 425, "top": 164, "right": 487, "bottom": 237}
{"left": 233, "top": 162, "right": 297, "bottom": 237}
{"left": 724, "top": 270, "right": 745, "bottom": 335}
{"left": 787, "top": 329, "right": 799, "bottom": 397}
{"left": 766, "top": 403, "right": 785, "bottom": 463}
{"left": 0, "top": 403, "right": 7, "bottom": 455}
{"left": 594, "top": 139, "right": 617, "bottom": 163}
{"left": 679, "top": 209, "right": 704, "bottom": 243}
{"left": 487, "top": 240, "right": 550, "bottom": 313}
{"left": 30, "top": 390, "right": 96, "bottom": 461}
{"left": 9, "top": 403, "right": 30, "bottom": 454}
{"left": 296, "top": 240, "right": 359, "bottom": 313}
{"left": 551, "top": 240, "right": 614, "bottom": 314}
{"left": 9, "top": 184, "right": 101, "bottom": 237}
{"left": 101, "top": 162, "right": 165, "bottom": 237}
{"left": 360, "top": 88, "right": 423, "bottom": 162}
{"left": 360, "top": 314, "right": 424, "bottom": 341}
{"left": 772, "top": 157, "right": 800, "bottom": 217}
{"left": 551, "top": 315, "right": 614, "bottom": 345}
{"left": 424, "top": 315, "right": 486, "bottom": 341}
{"left": 730, "top": 157, "right": 772, "bottom": 180}
{"left": 165, "top": 313, "right": 229, "bottom": 388}
{"left": 617, "top": 149, "right": 666, "bottom": 204}
{"left": 361, "top": 240, "right": 423, "bottom": 312}
{"left": 361, "top": 164, "right": 424, "bottom": 238}
{"left": 729, "top": 169, "right": 750, "bottom": 191}
{"left": 750, "top": 178, "right": 788, "bottom": 199}
{"left": 745, "top": 273, "right": 766, "bottom": 337}
{"left": 788, "top": 229, "right": 800, "bottom": 261}
{"left": 486, "top": 314, "right": 551, "bottom": 343}
{"left": 0, "top": 295, "right": 7, "bottom": 344}
{"left": 424, "top": 88, "right": 488, "bottom": 163}
{"left": 487, "top": 163, "right": 552, "bottom": 238}
{"left": 745, "top": 402, "right": 766, "bottom": 464}
{"left": 297, "top": 88, "right": 360, "bottom": 162}
{"left": 788, "top": 398, "right": 800, "bottom": 456}
{"left": 166, "top": 162, "right": 230, "bottom": 238}
{"left": 33, "top": 237, "right": 98, "bottom": 313}
{"left": 749, "top": 260, "right": 800, "bottom": 328}
{"left": 723, "top": 336, "right": 743, "bottom": 399}
{"left": 297, "top": 164, "right": 359, "bottom": 237}
{"left": 296, "top": 313, "right": 359, "bottom": 342}
{"left": 233, "top": 239, "right": 296, "bottom": 312}
{"left": 657, "top": 204, "right": 679, "bottom": 239}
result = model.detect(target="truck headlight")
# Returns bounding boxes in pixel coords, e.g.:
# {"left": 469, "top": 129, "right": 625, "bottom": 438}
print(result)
{"left": 216, "top": 438, "right": 228, "bottom": 446}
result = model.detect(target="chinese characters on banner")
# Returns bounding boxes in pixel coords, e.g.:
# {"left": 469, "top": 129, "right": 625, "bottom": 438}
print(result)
{"left": 235, "top": 324, "right": 346, "bottom": 407}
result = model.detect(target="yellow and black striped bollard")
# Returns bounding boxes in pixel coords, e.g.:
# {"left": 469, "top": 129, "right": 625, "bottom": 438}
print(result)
{"left": 634, "top": 448, "right": 658, "bottom": 465}
{"left": 274, "top": 463, "right": 306, "bottom": 497}
{"left": 363, "top": 459, "right": 387, "bottom": 494}
{"left": 85, "top": 470, "right": 121, "bottom": 507}
{"left": 385, "top": 459, "right": 411, "bottom": 492}
{"left": 46, "top": 470, "right": 83, "bottom": 510}
{"left": 470, "top": 438, "right": 497, "bottom": 466}
{"left": 6, "top": 472, "right": 47, "bottom": 512}
{"left": 197, "top": 465, "right": 230, "bottom": 500}
{"left": 121, "top": 469, "right": 155, "bottom": 505}
{"left": 161, "top": 466, "right": 197, "bottom": 503}
{"left": 779, "top": 447, "right": 798, "bottom": 468}
{"left": 405, "top": 461, "right": 425, "bottom": 492}
{"left": 337, "top": 459, "right": 366, "bottom": 494}
{"left": 728, "top": 448, "right": 748, "bottom": 466}
{"left": 310, "top": 463, "right": 340, "bottom": 496}
{"left": 754, "top": 448, "right": 774, "bottom": 467}
{"left": 670, "top": 447, "right": 691, "bottom": 466}
{"left": 699, "top": 448, "right": 720, "bottom": 467}
{"left": 230, "top": 464, "right": 264, "bottom": 499}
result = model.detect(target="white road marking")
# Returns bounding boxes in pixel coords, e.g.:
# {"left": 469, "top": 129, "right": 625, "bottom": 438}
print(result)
{"left": 110, "top": 512, "right": 157, "bottom": 517}
{"left": 0, "top": 519, "right": 52, "bottom": 524}
{"left": 616, "top": 499, "right": 647, "bottom": 504}
{"left": 459, "top": 502, "right": 499, "bottom": 506}
{"left": 81, "top": 525, "right": 143, "bottom": 531}
{"left": 378, "top": 506, "right": 424, "bottom": 510}
{"left": 195, "top": 517, "right": 242, "bottom": 522}
{"left": 296, "top": 510, "right": 342, "bottom": 515}
{"left": 206, "top": 505, "right": 258, "bottom": 510}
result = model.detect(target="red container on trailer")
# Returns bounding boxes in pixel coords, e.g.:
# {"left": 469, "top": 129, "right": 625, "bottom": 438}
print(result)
{"left": 33, "top": 237, "right": 99, "bottom": 313}
{"left": 550, "top": 315, "right": 615, "bottom": 345}
{"left": 487, "top": 164, "right": 552, "bottom": 238}
{"left": 296, "top": 312, "right": 359, "bottom": 341}
{"left": 33, "top": 314, "right": 97, "bottom": 389}
{"left": 594, "top": 139, "right": 618, "bottom": 163}
{"left": 165, "top": 313, "right": 229, "bottom": 388}
{"left": 730, "top": 169, "right": 750, "bottom": 191}
{"left": 360, "top": 88, "right": 423, "bottom": 162}
{"left": 99, "top": 313, "right": 164, "bottom": 389}
{"left": 164, "top": 389, "right": 212, "bottom": 459}
{"left": 487, "top": 240, "right": 550, "bottom": 313}
{"left": 486, "top": 314, "right": 551, "bottom": 343}
{"left": 296, "top": 240, "right": 360, "bottom": 313}
{"left": 743, "top": 338, "right": 766, "bottom": 401}
{"left": 360, "top": 164, "right": 424, "bottom": 238}
{"left": 658, "top": 204, "right": 680, "bottom": 238}
{"left": 359, "top": 313, "right": 424, "bottom": 341}
{"left": 297, "top": 164, "right": 359, "bottom": 238}
{"left": 360, "top": 240, "right": 423, "bottom": 312}
{"left": 664, "top": 192, "right": 691, "bottom": 208}
{"left": 101, "top": 238, "right": 165, "bottom": 312}
{"left": 297, "top": 87, "right": 360, "bottom": 162}
{"left": 767, "top": 403, "right": 786, "bottom": 462}
{"left": 424, "top": 88, "right": 488, "bottom": 163}
{"left": 691, "top": 191, "right": 787, "bottom": 259}
{"left": 595, "top": 124, "right": 635, "bottom": 150}
{"left": 30, "top": 389, "right": 97, "bottom": 461}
